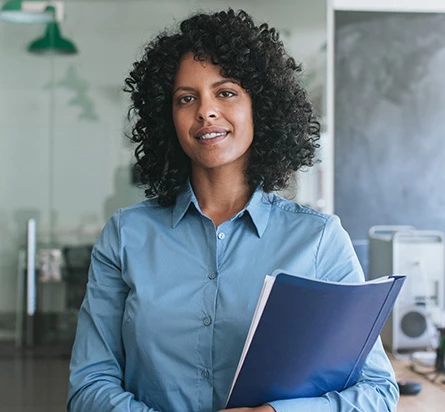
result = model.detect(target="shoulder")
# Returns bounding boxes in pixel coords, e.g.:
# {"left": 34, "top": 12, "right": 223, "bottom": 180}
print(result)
{"left": 267, "top": 193, "right": 331, "bottom": 222}
{"left": 99, "top": 199, "right": 173, "bottom": 249}
{"left": 109, "top": 198, "right": 172, "bottom": 228}
{"left": 265, "top": 193, "right": 345, "bottom": 238}
{"left": 118, "top": 198, "right": 162, "bottom": 214}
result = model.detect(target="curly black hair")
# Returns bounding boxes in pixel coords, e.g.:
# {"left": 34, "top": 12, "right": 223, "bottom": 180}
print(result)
{"left": 124, "top": 8, "right": 319, "bottom": 207}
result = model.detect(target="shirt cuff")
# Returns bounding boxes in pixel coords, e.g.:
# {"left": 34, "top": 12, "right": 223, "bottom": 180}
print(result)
{"left": 268, "top": 396, "right": 331, "bottom": 412}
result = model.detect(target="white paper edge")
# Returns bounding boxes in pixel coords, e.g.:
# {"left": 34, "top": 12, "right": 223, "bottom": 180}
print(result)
{"left": 225, "top": 275, "right": 276, "bottom": 404}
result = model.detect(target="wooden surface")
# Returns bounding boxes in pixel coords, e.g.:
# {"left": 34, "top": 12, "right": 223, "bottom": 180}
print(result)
{"left": 390, "top": 355, "right": 445, "bottom": 412}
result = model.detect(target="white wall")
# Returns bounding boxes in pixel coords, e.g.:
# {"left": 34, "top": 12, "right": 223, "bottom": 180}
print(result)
{"left": 0, "top": 0, "right": 326, "bottom": 313}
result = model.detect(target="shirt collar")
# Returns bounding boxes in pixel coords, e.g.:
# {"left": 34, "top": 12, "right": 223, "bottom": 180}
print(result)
{"left": 172, "top": 181, "right": 196, "bottom": 228}
{"left": 244, "top": 187, "right": 271, "bottom": 238}
{"left": 172, "top": 181, "right": 272, "bottom": 238}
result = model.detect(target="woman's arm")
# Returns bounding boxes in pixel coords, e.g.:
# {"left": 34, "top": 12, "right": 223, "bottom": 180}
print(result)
{"left": 266, "top": 215, "right": 399, "bottom": 412}
{"left": 266, "top": 338, "right": 398, "bottom": 412}
{"left": 67, "top": 212, "right": 157, "bottom": 412}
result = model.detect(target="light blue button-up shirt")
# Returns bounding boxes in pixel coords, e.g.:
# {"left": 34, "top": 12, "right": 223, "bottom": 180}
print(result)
{"left": 67, "top": 183, "right": 399, "bottom": 412}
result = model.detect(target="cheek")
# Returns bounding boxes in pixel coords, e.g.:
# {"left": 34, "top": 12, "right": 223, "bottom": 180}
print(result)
{"left": 172, "top": 111, "right": 187, "bottom": 139}
{"left": 172, "top": 110, "right": 180, "bottom": 133}
{"left": 236, "top": 106, "right": 254, "bottom": 137}
{"left": 172, "top": 112, "right": 193, "bottom": 157}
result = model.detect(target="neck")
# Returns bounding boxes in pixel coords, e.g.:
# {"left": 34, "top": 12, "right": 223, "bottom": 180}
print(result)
{"left": 191, "top": 168, "right": 253, "bottom": 228}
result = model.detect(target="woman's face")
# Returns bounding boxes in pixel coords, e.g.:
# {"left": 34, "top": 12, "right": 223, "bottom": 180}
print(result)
{"left": 172, "top": 52, "right": 254, "bottom": 174}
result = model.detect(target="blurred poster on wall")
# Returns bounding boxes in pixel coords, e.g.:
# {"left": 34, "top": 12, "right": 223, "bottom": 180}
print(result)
{"left": 334, "top": 11, "right": 445, "bottom": 240}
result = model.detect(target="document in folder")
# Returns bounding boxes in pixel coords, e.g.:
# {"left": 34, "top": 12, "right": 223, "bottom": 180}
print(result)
{"left": 226, "top": 270, "right": 406, "bottom": 408}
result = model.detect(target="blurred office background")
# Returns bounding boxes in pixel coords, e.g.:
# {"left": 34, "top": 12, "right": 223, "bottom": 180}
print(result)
{"left": 2, "top": 1, "right": 445, "bottom": 411}
{"left": 0, "top": 0, "right": 327, "bottom": 344}
{"left": 0, "top": 1, "right": 327, "bottom": 410}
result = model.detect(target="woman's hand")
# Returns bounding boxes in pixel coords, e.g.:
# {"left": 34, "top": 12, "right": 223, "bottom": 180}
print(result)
{"left": 218, "top": 405, "right": 276, "bottom": 412}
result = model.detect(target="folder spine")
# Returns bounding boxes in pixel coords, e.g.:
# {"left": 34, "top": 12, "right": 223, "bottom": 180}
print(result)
{"left": 343, "top": 278, "right": 403, "bottom": 388}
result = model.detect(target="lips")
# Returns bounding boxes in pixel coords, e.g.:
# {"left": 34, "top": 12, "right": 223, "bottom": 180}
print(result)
{"left": 195, "top": 126, "right": 229, "bottom": 140}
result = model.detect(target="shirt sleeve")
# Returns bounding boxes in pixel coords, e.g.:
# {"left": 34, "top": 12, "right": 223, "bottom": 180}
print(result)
{"left": 67, "top": 211, "right": 158, "bottom": 412}
{"left": 268, "top": 215, "right": 399, "bottom": 412}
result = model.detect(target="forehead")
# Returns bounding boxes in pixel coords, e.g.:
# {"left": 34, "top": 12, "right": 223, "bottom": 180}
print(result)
{"left": 174, "top": 52, "right": 224, "bottom": 86}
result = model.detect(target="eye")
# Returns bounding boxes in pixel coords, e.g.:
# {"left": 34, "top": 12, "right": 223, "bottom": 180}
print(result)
{"left": 218, "top": 90, "right": 236, "bottom": 98}
{"left": 177, "top": 95, "right": 196, "bottom": 104}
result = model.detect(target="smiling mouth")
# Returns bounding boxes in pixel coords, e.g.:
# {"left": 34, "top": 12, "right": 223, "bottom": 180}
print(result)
{"left": 197, "top": 132, "right": 229, "bottom": 140}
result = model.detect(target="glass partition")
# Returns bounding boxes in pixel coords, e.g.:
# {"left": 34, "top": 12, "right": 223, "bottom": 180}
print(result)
{"left": 0, "top": 0, "right": 326, "bottom": 347}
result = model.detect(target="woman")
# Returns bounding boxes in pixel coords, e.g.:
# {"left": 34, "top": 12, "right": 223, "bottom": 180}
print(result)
{"left": 67, "top": 9, "right": 399, "bottom": 412}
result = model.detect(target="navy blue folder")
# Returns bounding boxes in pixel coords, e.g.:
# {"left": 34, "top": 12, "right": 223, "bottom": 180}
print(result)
{"left": 226, "top": 270, "right": 406, "bottom": 408}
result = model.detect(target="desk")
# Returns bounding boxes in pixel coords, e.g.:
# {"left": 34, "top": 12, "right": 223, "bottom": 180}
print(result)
{"left": 390, "top": 355, "right": 445, "bottom": 412}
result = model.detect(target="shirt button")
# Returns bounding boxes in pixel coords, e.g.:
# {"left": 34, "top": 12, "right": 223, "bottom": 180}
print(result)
{"left": 201, "top": 369, "right": 210, "bottom": 379}
{"left": 208, "top": 272, "right": 217, "bottom": 280}
{"left": 218, "top": 232, "right": 225, "bottom": 240}
{"left": 203, "top": 316, "right": 212, "bottom": 326}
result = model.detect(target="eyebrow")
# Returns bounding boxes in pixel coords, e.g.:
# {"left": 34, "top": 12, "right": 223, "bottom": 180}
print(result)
{"left": 172, "top": 79, "right": 240, "bottom": 95}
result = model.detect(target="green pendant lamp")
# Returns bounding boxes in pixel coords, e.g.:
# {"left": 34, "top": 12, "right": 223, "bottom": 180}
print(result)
{"left": 28, "top": 5, "right": 77, "bottom": 55}
{"left": 0, "top": 0, "right": 54, "bottom": 23}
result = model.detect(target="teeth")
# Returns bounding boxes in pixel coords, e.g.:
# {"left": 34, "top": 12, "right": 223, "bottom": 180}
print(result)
{"left": 199, "top": 132, "right": 227, "bottom": 140}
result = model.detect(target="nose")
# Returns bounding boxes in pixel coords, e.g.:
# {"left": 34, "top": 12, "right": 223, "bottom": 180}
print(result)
{"left": 197, "top": 96, "right": 219, "bottom": 121}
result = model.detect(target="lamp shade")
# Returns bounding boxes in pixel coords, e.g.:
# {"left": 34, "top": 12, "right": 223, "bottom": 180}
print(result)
{"left": 28, "top": 21, "right": 77, "bottom": 54}
{"left": 0, "top": 0, "right": 54, "bottom": 23}
{"left": 27, "top": 6, "right": 77, "bottom": 55}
